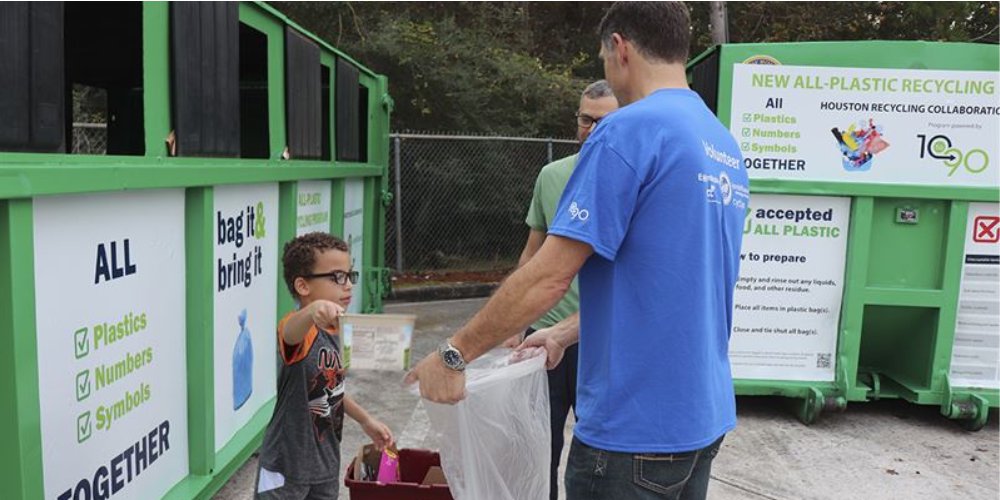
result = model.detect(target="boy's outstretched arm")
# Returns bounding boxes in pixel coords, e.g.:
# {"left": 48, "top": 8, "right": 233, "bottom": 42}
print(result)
{"left": 282, "top": 300, "right": 345, "bottom": 346}
{"left": 345, "top": 395, "right": 394, "bottom": 449}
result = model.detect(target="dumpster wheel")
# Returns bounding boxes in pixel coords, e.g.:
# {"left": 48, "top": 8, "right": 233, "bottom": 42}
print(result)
{"left": 954, "top": 400, "right": 990, "bottom": 432}
{"left": 941, "top": 380, "right": 991, "bottom": 432}
{"left": 958, "top": 415, "right": 987, "bottom": 432}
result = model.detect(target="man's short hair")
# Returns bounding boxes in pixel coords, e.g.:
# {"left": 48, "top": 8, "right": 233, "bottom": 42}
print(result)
{"left": 598, "top": 2, "right": 691, "bottom": 64}
{"left": 582, "top": 80, "right": 614, "bottom": 100}
{"left": 282, "top": 232, "right": 349, "bottom": 298}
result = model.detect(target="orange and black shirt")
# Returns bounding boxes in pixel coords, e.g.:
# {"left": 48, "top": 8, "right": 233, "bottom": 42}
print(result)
{"left": 259, "top": 313, "right": 347, "bottom": 483}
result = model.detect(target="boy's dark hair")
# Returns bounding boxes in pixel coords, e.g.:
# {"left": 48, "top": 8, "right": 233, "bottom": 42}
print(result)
{"left": 598, "top": 2, "right": 691, "bottom": 64}
{"left": 282, "top": 232, "right": 349, "bottom": 298}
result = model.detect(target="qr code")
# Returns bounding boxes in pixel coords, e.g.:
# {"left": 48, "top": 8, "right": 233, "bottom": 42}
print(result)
{"left": 816, "top": 353, "right": 832, "bottom": 368}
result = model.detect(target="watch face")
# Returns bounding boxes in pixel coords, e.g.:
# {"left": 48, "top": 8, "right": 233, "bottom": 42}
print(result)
{"left": 443, "top": 349, "right": 462, "bottom": 367}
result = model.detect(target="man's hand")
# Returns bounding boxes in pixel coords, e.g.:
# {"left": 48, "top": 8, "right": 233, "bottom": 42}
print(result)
{"left": 516, "top": 326, "right": 567, "bottom": 370}
{"left": 361, "top": 417, "right": 395, "bottom": 450}
{"left": 403, "top": 352, "right": 466, "bottom": 404}
{"left": 501, "top": 331, "right": 525, "bottom": 349}
{"left": 309, "top": 300, "right": 344, "bottom": 332}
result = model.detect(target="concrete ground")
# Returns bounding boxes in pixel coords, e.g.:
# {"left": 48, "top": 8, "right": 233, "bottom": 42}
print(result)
{"left": 215, "top": 297, "right": 999, "bottom": 500}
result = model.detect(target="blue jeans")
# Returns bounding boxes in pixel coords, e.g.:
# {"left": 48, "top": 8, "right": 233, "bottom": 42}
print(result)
{"left": 565, "top": 435, "right": 725, "bottom": 500}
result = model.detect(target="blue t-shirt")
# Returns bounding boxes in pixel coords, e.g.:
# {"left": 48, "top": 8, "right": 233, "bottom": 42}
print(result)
{"left": 549, "top": 88, "right": 749, "bottom": 453}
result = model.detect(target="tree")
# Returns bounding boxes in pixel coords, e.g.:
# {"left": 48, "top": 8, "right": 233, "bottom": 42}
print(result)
{"left": 273, "top": 2, "right": 998, "bottom": 136}
{"left": 274, "top": 2, "right": 598, "bottom": 137}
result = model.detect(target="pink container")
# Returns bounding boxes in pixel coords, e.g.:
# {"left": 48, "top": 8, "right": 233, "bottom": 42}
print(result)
{"left": 376, "top": 448, "right": 400, "bottom": 483}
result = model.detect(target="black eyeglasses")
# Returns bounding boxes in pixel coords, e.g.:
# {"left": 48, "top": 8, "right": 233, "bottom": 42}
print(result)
{"left": 575, "top": 112, "right": 605, "bottom": 130}
{"left": 302, "top": 270, "right": 358, "bottom": 285}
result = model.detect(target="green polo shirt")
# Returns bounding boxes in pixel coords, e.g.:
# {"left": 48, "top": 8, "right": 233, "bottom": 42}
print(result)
{"left": 525, "top": 154, "right": 580, "bottom": 330}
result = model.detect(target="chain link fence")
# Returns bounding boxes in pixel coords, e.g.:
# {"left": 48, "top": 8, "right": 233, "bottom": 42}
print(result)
{"left": 72, "top": 122, "right": 107, "bottom": 154}
{"left": 388, "top": 133, "right": 578, "bottom": 273}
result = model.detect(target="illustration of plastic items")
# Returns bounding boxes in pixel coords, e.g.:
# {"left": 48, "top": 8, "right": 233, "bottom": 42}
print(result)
{"left": 831, "top": 128, "right": 853, "bottom": 155}
{"left": 233, "top": 308, "right": 254, "bottom": 411}
{"left": 841, "top": 130, "right": 859, "bottom": 151}
{"left": 867, "top": 125, "right": 890, "bottom": 155}
{"left": 853, "top": 150, "right": 875, "bottom": 171}
{"left": 832, "top": 127, "right": 872, "bottom": 171}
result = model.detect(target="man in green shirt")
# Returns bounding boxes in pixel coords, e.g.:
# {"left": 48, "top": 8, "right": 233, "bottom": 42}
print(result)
{"left": 503, "top": 80, "right": 617, "bottom": 500}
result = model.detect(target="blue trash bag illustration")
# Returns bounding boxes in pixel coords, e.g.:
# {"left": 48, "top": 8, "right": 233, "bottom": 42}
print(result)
{"left": 233, "top": 308, "right": 254, "bottom": 411}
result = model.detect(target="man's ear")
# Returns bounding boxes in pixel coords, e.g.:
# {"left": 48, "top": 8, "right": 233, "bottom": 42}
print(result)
{"left": 612, "top": 33, "right": 629, "bottom": 65}
{"left": 293, "top": 276, "right": 310, "bottom": 298}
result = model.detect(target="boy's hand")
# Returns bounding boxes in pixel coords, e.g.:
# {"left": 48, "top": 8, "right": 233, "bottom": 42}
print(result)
{"left": 361, "top": 418, "right": 394, "bottom": 450}
{"left": 309, "top": 300, "right": 345, "bottom": 332}
{"left": 516, "top": 327, "right": 565, "bottom": 370}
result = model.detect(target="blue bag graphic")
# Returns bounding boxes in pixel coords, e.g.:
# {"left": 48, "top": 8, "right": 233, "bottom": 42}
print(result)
{"left": 233, "top": 308, "right": 254, "bottom": 411}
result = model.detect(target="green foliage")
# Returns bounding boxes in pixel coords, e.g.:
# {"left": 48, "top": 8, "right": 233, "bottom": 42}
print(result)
{"left": 273, "top": 2, "right": 596, "bottom": 138}
{"left": 700, "top": 1, "right": 999, "bottom": 51}
{"left": 365, "top": 14, "right": 581, "bottom": 136}
{"left": 275, "top": 2, "right": 997, "bottom": 137}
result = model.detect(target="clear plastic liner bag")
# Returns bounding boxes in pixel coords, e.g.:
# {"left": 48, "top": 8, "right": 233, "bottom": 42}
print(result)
{"left": 421, "top": 347, "right": 551, "bottom": 500}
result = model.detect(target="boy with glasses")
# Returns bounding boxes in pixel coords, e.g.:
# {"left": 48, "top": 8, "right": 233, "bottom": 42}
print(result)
{"left": 256, "top": 232, "right": 394, "bottom": 499}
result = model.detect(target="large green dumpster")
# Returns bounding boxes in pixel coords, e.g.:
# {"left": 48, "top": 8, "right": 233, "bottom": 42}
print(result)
{"left": 0, "top": 2, "right": 391, "bottom": 498}
{"left": 688, "top": 41, "right": 999, "bottom": 428}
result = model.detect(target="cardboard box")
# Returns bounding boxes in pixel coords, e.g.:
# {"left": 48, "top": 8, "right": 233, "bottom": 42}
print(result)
{"left": 421, "top": 466, "right": 447, "bottom": 486}
{"left": 341, "top": 313, "right": 416, "bottom": 370}
{"left": 345, "top": 448, "right": 453, "bottom": 500}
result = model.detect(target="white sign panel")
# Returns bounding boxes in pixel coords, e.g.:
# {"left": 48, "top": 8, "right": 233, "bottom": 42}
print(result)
{"left": 949, "top": 202, "right": 1000, "bottom": 389}
{"left": 213, "top": 183, "right": 279, "bottom": 452}
{"left": 34, "top": 190, "right": 189, "bottom": 500}
{"left": 344, "top": 178, "right": 365, "bottom": 314}
{"left": 731, "top": 194, "right": 851, "bottom": 381}
{"left": 730, "top": 64, "right": 999, "bottom": 187}
{"left": 296, "top": 180, "right": 332, "bottom": 236}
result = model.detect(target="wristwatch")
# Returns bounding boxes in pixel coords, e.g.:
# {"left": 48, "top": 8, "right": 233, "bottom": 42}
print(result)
{"left": 438, "top": 340, "right": 467, "bottom": 371}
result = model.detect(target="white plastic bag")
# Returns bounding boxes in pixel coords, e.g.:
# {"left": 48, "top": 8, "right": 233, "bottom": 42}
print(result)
{"left": 422, "top": 347, "right": 551, "bottom": 500}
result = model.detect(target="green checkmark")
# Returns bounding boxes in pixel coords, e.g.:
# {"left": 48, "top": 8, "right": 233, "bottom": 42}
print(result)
{"left": 74, "top": 327, "right": 89, "bottom": 359}
{"left": 742, "top": 113, "right": 753, "bottom": 122}
{"left": 76, "top": 370, "right": 91, "bottom": 401}
{"left": 77, "top": 411, "right": 92, "bottom": 443}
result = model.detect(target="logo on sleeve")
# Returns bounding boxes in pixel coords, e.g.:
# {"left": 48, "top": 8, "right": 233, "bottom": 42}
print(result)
{"left": 569, "top": 202, "right": 590, "bottom": 221}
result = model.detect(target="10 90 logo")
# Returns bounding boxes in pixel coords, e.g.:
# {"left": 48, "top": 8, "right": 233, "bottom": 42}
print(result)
{"left": 917, "top": 134, "right": 990, "bottom": 177}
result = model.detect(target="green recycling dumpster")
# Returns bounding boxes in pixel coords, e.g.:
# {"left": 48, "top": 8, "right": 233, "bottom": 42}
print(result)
{"left": 687, "top": 41, "right": 999, "bottom": 428}
{"left": 0, "top": 2, "right": 391, "bottom": 499}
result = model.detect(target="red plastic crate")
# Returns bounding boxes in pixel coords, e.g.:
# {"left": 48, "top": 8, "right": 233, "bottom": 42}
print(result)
{"left": 345, "top": 448, "right": 453, "bottom": 500}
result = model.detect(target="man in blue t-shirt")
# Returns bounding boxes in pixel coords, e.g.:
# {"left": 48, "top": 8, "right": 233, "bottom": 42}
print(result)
{"left": 406, "top": 3, "right": 748, "bottom": 499}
